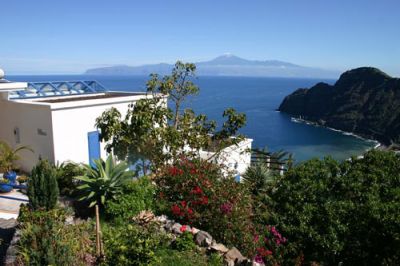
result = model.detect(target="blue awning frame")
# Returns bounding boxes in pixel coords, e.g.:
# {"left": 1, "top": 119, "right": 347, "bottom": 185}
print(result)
{"left": 9, "top": 80, "right": 108, "bottom": 99}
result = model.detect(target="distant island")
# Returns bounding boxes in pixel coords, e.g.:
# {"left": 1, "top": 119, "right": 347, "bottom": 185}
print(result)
{"left": 85, "top": 54, "right": 339, "bottom": 78}
{"left": 278, "top": 67, "right": 400, "bottom": 145}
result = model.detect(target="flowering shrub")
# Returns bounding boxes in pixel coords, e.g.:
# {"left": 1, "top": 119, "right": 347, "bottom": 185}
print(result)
{"left": 252, "top": 225, "right": 287, "bottom": 266}
{"left": 155, "top": 158, "right": 255, "bottom": 255}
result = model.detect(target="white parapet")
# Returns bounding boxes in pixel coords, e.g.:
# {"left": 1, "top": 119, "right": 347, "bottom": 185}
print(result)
{"left": 199, "top": 138, "right": 253, "bottom": 177}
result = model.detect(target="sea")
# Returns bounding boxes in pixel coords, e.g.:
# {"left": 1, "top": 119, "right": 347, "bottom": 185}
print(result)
{"left": 9, "top": 75, "right": 377, "bottom": 163}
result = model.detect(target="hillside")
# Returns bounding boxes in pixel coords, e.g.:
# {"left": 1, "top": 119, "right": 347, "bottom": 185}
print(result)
{"left": 85, "top": 54, "right": 339, "bottom": 78}
{"left": 278, "top": 67, "right": 400, "bottom": 144}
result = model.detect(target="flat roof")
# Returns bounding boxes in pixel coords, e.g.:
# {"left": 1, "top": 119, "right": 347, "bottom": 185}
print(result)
{"left": 36, "top": 92, "right": 147, "bottom": 103}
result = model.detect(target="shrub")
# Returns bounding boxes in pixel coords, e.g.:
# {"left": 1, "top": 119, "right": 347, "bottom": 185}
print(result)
{"left": 173, "top": 231, "right": 196, "bottom": 251}
{"left": 105, "top": 176, "right": 156, "bottom": 221}
{"left": 155, "top": 158, "right": 255, "bottom": 256}
{"left": 17, "top": 205, "right": 95, "bottom": 265}
{"left": 150, "top": 249, "right": 222, "bottom": 266}
{"left": 102, "top": 222, "right": 170, "bottom": 266}
{"left": 55, "top": 161, "right": 85, "bottom": 197}
{"left": 267, "top": 150, "right": 400, "bottom": 265}
{"left": 27, "top": 160, "right": 59, "bottom": 211}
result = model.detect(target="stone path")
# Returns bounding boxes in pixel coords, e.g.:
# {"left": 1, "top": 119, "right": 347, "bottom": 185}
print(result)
{"left": 0, "top": 190, "right": 26, "bottom": 265}
{"left": 0, "top": 218, "right": 16, "bottom": 265}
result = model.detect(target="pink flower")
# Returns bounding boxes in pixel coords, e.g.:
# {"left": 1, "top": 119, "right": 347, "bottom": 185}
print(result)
{"left": 180, "top": 225, "right": 187, "bottom": 232}
{"left": 220, "top": 202, "right": 233, "bottom": 214}
{"left": 254, "top": 254, "right": 264, "bottom": 264}
{"left": 253, "top": 234, "right": 260, "bottom": 243}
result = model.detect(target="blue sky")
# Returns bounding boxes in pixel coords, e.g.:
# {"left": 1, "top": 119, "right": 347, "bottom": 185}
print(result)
{"left": 1, "top": 0, "right": 399, "bottom": 75}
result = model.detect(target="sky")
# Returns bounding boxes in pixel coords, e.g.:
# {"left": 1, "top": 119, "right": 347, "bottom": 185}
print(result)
{"left": 0, "top": 0, "right": 399, "bottom": 75}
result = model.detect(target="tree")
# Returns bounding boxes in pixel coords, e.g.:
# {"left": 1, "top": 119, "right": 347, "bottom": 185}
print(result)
{"left": 27, "top": 160, "right": 59, "bottom": 211}
{"left": 147, "top": 61, "right": 199, "bottom": 129}
{"left": 96, "top": 62, "right": 247, "bottom": 174}
{"left": 74, "top": 155, "right": 133, "bottom": 208}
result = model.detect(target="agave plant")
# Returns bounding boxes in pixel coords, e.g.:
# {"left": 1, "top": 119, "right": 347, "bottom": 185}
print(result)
{"left": 74, "top": 155, "right": 133, "bottom": 208}
{"left": 242, "top": 162, "right": 276, "bottom": 197}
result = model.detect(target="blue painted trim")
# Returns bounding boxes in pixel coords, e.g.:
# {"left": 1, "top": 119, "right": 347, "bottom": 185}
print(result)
{"left": 88, "top": 131, "right": 101, "bottom": 168}
{"left": 0, "top": 195, "right": 29, "bottom": 202}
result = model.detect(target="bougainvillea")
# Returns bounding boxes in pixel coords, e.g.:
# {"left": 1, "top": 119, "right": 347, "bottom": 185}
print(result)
{"left": 252, "top": 225, "right": 287, "bottom": 265}
{"left": 155, "top": 157, "right": 255, "bottom": 255}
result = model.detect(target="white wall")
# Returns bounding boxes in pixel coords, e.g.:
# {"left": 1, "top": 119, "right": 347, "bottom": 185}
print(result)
{"left": 49, "top": 96, "right": 147, "bottom": 165}
{"left": 0, "top": 99, "right": 54, "bottom": 172}
{"left": 199, "top": 138, "right": 253, "bottom": 177}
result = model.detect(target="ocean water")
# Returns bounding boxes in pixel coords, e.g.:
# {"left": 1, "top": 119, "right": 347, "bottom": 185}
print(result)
{"left": 9, "top": 75, "right": 376, "bottom": 163}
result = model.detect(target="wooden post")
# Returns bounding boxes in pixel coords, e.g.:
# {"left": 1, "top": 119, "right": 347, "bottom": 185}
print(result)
{"left": 95, "top": 204, "right": 101, "bottom": 257}
{"left": 266, "top": 156, "right": 270, "bottom": 169}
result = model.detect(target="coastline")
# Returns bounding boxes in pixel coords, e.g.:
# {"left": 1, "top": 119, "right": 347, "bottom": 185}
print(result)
{"left": 289, "top": 117, "right": 382, "bottom": 153}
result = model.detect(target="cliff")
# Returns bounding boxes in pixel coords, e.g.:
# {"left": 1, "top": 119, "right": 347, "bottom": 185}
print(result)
{"left": 278, "top": 67, "right": 400, "bottom": 144}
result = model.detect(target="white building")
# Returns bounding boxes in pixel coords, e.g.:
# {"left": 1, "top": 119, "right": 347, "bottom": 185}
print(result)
{"left": 0, "top": 69, "right": 252, "bottom": 175}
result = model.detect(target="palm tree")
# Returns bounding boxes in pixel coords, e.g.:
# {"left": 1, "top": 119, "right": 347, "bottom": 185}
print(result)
{"left": 74, "top": 155, "right": 133, "bottom": 208}
{"left": 0, "top": 140, "right": 33, "bottom": 173}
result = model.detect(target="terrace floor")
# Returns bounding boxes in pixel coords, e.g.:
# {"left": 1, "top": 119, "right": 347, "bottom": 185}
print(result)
{"left": 0, "top": 190, "right": 28, "bottom": 220}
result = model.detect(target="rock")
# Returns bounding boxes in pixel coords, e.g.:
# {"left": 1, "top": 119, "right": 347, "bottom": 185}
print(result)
{"left": 190, "top": 227, "right": 200, "bottom": 235}
{"left": 210, "top": 243, "right": 229, "bottom": 253}
{"left": 132, "top": 210, "right": 156, "bottom": 225}
{"left": 155, "top": 215, "right": 168, "bottom": 223}
{"left": 225, "top": 247, "right": 246, "bottom": 265}
{"left": 164, "top": 220, "right": 175, "bottom": 231}
{"left": 65, "top": 215, "right": 74, "bottom": 225}
{"left": 171, "top": 223, "right": 183, "bottom": 234}
{"left": 195, "top": 231, "right": 213, "bottom": 247}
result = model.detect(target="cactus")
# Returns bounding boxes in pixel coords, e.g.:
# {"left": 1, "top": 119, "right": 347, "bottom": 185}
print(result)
{"left": 27, "top": 160, "right": 59, "bottom": 210}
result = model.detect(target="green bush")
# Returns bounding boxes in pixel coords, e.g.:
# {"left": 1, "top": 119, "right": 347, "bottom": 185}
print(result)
{"left": 150, "top": 249, "right": 223, "bottom": 266}
{"left": 173, "top": 231, "right": 196, "bottom": 251}
{"left": 17, "top": 205, "right": 95, "bottom": 265}
{"left": 55, "top": 161, "right": 85, "bottom": 197}
{"left": 27, "top": 160, "right": 59, "bottom": 211}
{"left": 267, "top": 150, "right": 400, "bottom": 265}
{"left": 102, "top": 222, "right": 170, "bottom": 266}
{"left": 105, "top": 176, "right": 156, "bottom": 221}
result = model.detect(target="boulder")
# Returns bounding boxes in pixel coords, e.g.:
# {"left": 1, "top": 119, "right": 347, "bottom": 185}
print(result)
{"left": 195, "top": 230, "right": 213, "bottom": 247}
{"left": 225, "top": 247, "right": 246, "bottom": 265}
{"left": 210, "top": 243, "right": 229, "bottom": 253}
{"left": 171, "top": 223, "right": 183, "bottom": 234}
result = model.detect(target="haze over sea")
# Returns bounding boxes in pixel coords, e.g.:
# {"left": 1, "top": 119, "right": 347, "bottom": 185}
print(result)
{"left": 10, "top": 75, "right": 377, "bottom": 163}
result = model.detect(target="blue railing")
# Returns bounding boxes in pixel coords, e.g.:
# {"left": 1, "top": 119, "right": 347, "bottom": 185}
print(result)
{"left": 9, "top": 80, "right": 108, "bottom": 99}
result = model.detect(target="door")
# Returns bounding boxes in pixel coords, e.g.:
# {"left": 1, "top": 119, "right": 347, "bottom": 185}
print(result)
{"left": 88, "top": 131, "right": 101, "bottom": 168}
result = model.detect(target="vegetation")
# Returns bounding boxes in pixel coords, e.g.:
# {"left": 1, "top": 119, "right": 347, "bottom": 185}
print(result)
{"left": 155, "top": 157, "right": 256, "bottom": 256}
{"left": 105, "top": 176, "right": 156, "bottom": 221}
{"left": 265, "top": 150, "right": 400, "bottom": 265}
{"left": 279, "top": 67, "right": 400, "bottom": 144}
{"left": 27, "top": 160, "right": 59, "bottom": 211}
{"left": 102, "top": 222, "right": 170, "bottom": 266}
{"left": 0, "top": 140, "right": 33, "bottom": 172}
{"left": 17, "top": 205, "right": 95, "bottom": 265}
{"left": 74, "top": 154, "right": 134, "bottom": 208}
{"left": 55, "top": 161, "right": 85, "bottom": 197}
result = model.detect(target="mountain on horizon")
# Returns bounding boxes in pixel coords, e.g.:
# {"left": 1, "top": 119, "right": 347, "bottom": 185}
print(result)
{"left": 85, "top": 54, "right": 340, "bottom": 78}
